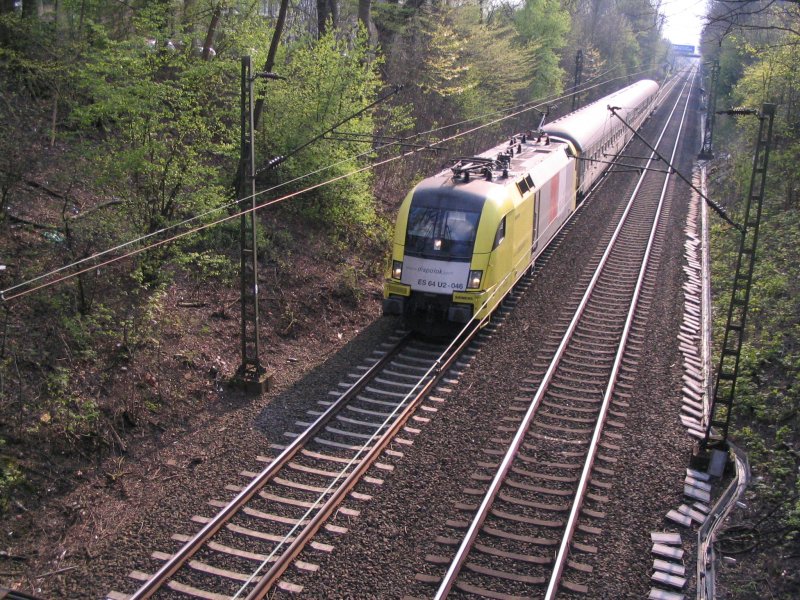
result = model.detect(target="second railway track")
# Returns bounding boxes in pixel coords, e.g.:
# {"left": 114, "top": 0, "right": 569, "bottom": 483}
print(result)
{"left": 110, "top": 246, "right": 564, "bottom": 599}
{"left": 108, "top": 69, "right": 700, "bottom": 600}
{"left": 411, "top": 67, "right": 700, "bottom": 599}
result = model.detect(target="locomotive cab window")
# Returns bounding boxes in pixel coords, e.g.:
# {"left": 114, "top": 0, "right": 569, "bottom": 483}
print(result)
{"left": 405, "top": 206, "right": 480, "bottom": 261}
{"left": 493, "top": 217, "right": 506, "bottom": 249}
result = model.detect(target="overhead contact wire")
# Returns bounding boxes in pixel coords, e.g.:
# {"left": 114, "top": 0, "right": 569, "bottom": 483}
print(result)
{"left": 1, "top": 65, "right": 656, "bottom": 303}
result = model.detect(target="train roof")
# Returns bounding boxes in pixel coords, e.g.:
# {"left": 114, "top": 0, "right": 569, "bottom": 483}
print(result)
{"left": 542, "top": 79, "right": 659, "bottom": 154}
{"left": 412, "top": 134, "right": 573, "bottom": 211}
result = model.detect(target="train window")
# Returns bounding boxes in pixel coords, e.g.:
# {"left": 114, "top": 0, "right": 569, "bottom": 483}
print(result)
{"left": 524, "top": 174, "right": 534, "bottom": 188}
{"left": 493, "top": 217, "right": 506, "bottom": 250}
{"left": 405, "top": 206, "right": 480, "bottom": 260}
{"left": 516, "top": 179, "right": 530, "bottom": 195}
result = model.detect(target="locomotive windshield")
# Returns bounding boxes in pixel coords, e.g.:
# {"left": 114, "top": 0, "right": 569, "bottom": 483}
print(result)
{"left": 405, "top": 206, "right": 480, "bottom": 260}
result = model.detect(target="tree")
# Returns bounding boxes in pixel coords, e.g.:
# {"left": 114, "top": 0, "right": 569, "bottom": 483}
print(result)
{"left": 256, "top": 26, "right": 383, "bottom": 231}
{"left": 705, "top": 0, "right": 800, "bottom": 42}
{"left": 732, "top": 41, "right": 800, "bottom": 207}
{"left": 562, "top": 0, "right": 669, "bottom": 86}
{"left": 512, "top": 0, "right": 570, "bottom": 98}
{"left": 21, "top": 0, "right": 38, "bottom": 20}
{"left": 317, "top": 0, "right": 339, "bottom": 37}
{"left": 699, "top": 7, "right": 800, "bottom": 592}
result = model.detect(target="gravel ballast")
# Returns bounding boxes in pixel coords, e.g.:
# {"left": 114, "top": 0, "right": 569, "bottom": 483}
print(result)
{"left": 5, "top": 77, "right": 705, "bottom": 600}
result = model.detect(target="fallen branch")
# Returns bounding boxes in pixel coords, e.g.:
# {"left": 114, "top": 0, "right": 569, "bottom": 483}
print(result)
{"left": 5, "top": 213, "right": 59, "bottom": 230}
{"left": 36, "top": 565, "right": 77, "bottom": 578}
{"left": 24, "top": 179, "right": 66, "bottom": 200}
{"left": 71, "top": 199, "right": 123, "bottom": 221}
{"left": 5, "top": 198, "right": 123, "bottom": 231}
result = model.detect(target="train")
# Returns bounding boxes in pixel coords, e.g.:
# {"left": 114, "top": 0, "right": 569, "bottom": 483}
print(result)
{"left": 383, "top": 80, "right": 660, "bottom": 330}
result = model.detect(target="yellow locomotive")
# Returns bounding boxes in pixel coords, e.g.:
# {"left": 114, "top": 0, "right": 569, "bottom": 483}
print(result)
{"left": 383, "top": 80, "right": 660, "bottom": 329}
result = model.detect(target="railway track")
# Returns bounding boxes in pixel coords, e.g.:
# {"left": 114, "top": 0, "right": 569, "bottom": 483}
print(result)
{"left": 106, "top": 190, "right": 594, "bottom": 600}
{"left": 411, "top": 69, "right": 699, "bottom": 599}
{"left": 107, "top": 71, "right": 694, "bottom": 600}
{"left": 110, "top": 239, "right": 583, "bottom": 600}
{"left": 108, "top": 232, "right": 579, "bottom": 599}
{"left": 107, "top": 327, "right": 479, "bottom": 599}
{"left": 107, "top": 103, "right": 609, "bottom": 600}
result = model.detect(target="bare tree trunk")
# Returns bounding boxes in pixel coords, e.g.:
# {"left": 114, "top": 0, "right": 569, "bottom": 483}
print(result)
{"left": 358, "top": 0, "right": 373, "bottom": 41}
{"left": 317, "top": 0, "right": 338, "bottom": 38}
{"left": 330, "top": 0, "right": 339, "bottom": 30}
{"left": 50, "top": 92, "right": 59, "bottom": 148}
{"left": 22, "top": 0, "right": 39, "bottom": 19}
{"left": 247, "top": 0, "right": 290, "bottom": 139}
{"left": 78, "top": 0, "right": 86, "bottom": 38}
{"left": 317, "top": 0, "right": 329, "bottom": 37}
{"left": 182, "top": 0, "right": 197, "bottom": 35}
{"left": 265, "top": 0, "right": 289, "bottom": 73}
{"left": 202, "top": 6, "right": 221, "bottom": 60}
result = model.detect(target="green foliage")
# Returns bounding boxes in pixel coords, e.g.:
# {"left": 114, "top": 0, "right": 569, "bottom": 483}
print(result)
{"left": 39, "top": 366, "right": 101, "bottom": 441}
{"left": 563, "top": 0, "right": 667, "bottom": 82}
{"left": 401, "top": 3, "right": 545, "bottom": 124}
{"left": 457, "top": 6, "right": 549, "bottom": 110}
{"left": 60, "top": 303, "right": 116, "bottom": 360}
{"left": 0, "top": 438, "right": 24, "bottom": 514}
{"left": 68, "top": 34, "right": 236, "bottom": 235}
{"left": 511, "top": 0, "right": 569, "bottom": 98}
{"left": 373, "top": 0, "right": 565, "bottom": 148}
{"left": 417, "top": 11, "right": 476, "bottom": 99}
{"left": 731, "top": 39, "right": 800, "bottom": 211}
{"left": 257, "top": 27, "right": 383, "bottom": 232}
{"left": 175, "top": 249, "right": 236, "bottom": 293}
{"left": 334, "top": 264, "right": 365, "bottom": 306}
{"left": 709, "top": 37, "right": 800, "bottom": 556}
{"left": 702, "top": 8, "right": 800, "bottom": 568}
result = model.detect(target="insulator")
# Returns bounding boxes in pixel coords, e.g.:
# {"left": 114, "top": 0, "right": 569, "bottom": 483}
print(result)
{"left": 265, "top": 155, "right": 285, "bottom": 169}
{"left": 721, "top": 107, "right": 758, "bottom": 116}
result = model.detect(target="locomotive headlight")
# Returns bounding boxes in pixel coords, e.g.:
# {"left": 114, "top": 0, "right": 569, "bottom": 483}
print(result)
{"left": 392, "top": 260, "right": 403, "bottom": 280}
{"left": 433, "top": 239, "right": 442, "bottom": 251}
{"left": 467, "top": 270, "right": 483, "bottom": 290}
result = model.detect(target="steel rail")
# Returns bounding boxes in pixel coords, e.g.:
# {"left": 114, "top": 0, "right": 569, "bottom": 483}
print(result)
{"left": 544, "top": 65, "right": 698, "bottom": 599}
{"left": 697, "top": 442, "right": 750, "bottom": 600}
{"left": 128, "top": 330, "right": 412, "bottom": 600}
{"left": 243, "top": 322, "right": 484, "bottom": 598}
{"left": 129, "top": 190, "right": 559, "bottom": 598}
{"left": 434, "top": 69, "right": 696, "bottom": 599}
